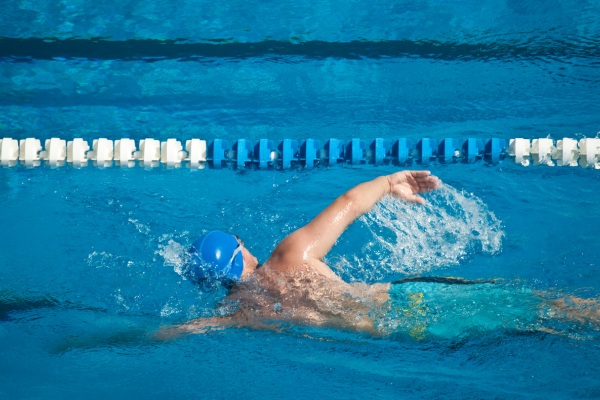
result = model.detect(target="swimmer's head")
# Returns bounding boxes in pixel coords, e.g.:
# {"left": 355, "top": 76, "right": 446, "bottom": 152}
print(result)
{"left": 187, "top": 231, "right": 244, "bottom": 286}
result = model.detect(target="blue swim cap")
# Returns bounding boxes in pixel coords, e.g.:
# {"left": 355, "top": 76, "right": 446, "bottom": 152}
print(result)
{"left": 187, "top": 231, "right": 244, "bottom": 285}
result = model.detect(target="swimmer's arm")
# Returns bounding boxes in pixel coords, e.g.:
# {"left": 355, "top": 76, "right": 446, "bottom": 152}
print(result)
{"left": 155, "top": 312, "right": 284, "bottom": 340}
{"left": 155, "top": 316, "right": 236, "bottom": 339}
{"left": 271, "top": 171, "right": 439, "bottom": 268}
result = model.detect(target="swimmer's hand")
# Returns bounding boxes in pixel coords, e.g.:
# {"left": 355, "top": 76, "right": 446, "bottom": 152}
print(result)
{"left": 387, "top": 170, "right": 440, "bottom": 205}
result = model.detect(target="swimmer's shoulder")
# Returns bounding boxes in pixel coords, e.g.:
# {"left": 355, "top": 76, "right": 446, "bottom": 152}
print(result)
{"left": 266, "top": 234, "right": 339, "bottom": 280}
{"left": 265, "top": 251, "right": 340, "bottom": 281}
{"left": 269, "top": 226, "right": 321, "bottom": 264}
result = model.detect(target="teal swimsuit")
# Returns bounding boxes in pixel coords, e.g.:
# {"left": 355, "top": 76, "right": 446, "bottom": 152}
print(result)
{"left": 381, "top": 278, "right": 542, "bottom": 339}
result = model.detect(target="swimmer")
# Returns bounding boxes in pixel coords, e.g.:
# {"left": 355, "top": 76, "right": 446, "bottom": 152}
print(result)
{"left": 162, "top": 170, "right": 599, "bottom": 339}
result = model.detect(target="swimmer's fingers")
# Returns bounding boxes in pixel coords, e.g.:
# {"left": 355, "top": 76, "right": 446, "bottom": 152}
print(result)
{"left": 388, "top": 170, "right": 440, "bottom": 193}
{"left": 389, "top": 182, "right": 427, "bottom": 204}
{"left": 404, "top": 193, "right": 427, "bottom": 205}
{"left": 405, "top": 171, "right": 441, "bottom": 193}
{"left": 388, "top": 171, "right": 440, "bottom": 204}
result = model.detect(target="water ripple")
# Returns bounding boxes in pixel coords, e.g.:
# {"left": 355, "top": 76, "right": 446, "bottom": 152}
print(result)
{"left": 2, "top": 36, "right": 599, "bottom": 64}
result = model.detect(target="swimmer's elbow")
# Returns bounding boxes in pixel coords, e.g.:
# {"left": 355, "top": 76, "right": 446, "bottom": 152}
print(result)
{"left": 337, "top": 191, "right": 364, "bottom": 220}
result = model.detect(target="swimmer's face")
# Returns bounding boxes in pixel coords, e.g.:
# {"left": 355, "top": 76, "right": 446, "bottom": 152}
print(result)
{"left": 236, "top": 239, "right": 259, "bottom": 278}
{"left": 241, "top": 247, "right": 259, "bottom": 276}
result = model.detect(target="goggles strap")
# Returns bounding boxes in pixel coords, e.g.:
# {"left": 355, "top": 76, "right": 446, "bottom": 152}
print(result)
{"left": 227, "top": 245, "right": 243, "bottom": 269}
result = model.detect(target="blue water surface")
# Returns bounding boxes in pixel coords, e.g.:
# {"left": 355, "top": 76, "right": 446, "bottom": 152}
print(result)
{"left": 1, "top": 0, "right": 600, "bottom": 399}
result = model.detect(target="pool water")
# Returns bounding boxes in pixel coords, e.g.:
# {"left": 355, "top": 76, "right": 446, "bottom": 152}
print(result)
{"left": 1, "top": 0, "right": 600, "bottom": 399}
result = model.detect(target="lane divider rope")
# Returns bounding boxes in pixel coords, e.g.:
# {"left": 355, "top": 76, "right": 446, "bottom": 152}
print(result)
{"left": 0, "top": 137, "right": 599, "bottom": 169}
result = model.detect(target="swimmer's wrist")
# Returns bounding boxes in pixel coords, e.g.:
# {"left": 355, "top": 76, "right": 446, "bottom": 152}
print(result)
{"left": 384, "top": 175, "right": 393, "bottom": 195}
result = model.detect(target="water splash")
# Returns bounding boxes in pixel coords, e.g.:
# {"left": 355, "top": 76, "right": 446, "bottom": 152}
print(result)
{"left": 156, "top": 237, "right": 191, "bottom": 277}
{"left": 128, "top": 218, "right": 151, "bottom": 235}
{"left": 333, "top": 183, "right": 504, "bottom": 281}
{"left": 154, "top": 234, "right": 228, "bottom": 319}
{"left": 86, "top": 251, "right": 123, "bottom": 269}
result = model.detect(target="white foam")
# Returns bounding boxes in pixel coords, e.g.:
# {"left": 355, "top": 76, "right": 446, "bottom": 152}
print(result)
{"left": 87, "top": 251, "right": 121, "bottom": 269}
{"left": 156, "top": 238, "right": 190, "bottom": 276}
{"left": 333, "top": 183, "right": 504, "bottom": 280}
{"left": 128, "top": 218, "right": 151, "bottom": 235}
{"left": 160, "top": 299, "right": 183, "bottom": 317}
